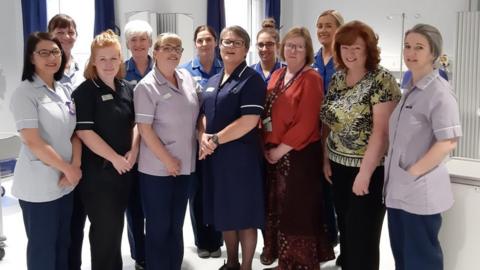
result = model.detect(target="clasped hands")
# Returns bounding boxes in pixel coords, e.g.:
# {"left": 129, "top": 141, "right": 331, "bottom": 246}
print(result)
{"left": 199, "top": 133, "right": 218, "bottom": 160}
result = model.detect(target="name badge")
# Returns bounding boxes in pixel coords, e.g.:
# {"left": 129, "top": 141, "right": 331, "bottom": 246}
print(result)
{"left": 101, "top": 94, "right": 114, "bottom": 101}
{"left": 205, "top": 87, "right": 215, "bottom": 92}
{"left": 263, "top": 117, "right": 272, "bottom": 132}
{"left": 163, "top": 93, "right": 172, "bottom": 100}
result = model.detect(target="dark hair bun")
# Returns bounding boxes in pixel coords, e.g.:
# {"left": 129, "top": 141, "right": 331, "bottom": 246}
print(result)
{"left": 262, "top": 18, "right": 276, "bottom": 29}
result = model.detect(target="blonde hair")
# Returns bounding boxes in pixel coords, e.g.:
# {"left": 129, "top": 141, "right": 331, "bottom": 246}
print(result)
{"left": 84, "top": 29, "right": 125, "bottom": 80}
{"left": 316, "top": 10, "right": 344, "bottom": 27}
{"left": 153, "top": 32, "right": 182, "bottom": 51}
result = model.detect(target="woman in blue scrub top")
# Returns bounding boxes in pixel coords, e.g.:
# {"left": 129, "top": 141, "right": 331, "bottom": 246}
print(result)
{"left": 180, "top": 25, "right": 223, "bottom": 259}
{"left": 313, "top": 10, "right": 345, "bottom": 265}
{"left": 313, "top": 10, "right": 344, "bottom": 94}
{"left": 10, "top": 32, "right": 82, "bottom": 270}
{"left": 251, "top": 18, "right": 282, "bottom": 85}
{"left": 181, "top": 25, "right": 223, "bottom": 89}
{"left": 199, "top": 25, "right": 266, "bottom": 270}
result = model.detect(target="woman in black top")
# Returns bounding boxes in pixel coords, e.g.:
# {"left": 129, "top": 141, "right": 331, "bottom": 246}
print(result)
{"left": 72, "top": 30, "right": 139, "bottom": 270}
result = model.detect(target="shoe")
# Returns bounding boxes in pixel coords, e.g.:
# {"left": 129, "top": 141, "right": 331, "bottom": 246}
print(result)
{"left": 135, "top": 261, "right": 145, "bottom": 270}
{"left": 335, "top": 254, "right": 343, "bottom": 267}
{"left": 218, "top": 261, "right": 240, "bottom": 270}
{"left": 197, "top": 248, "right": 210, "bottom": 258}
{"left": 210, "top": 248, "right": 222, "bottom": 258}
{"left": 260, "top": 251, "right": 275, "bottom": 266}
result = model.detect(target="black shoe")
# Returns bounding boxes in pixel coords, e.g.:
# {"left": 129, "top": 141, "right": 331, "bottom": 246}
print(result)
{"left": 135, "top": 261, "right": 146, "bottom": 270}
{"left": 335, "top": 254, "right": 343, "bottom": 267}
{"left": 219, "top": 261, "right": 240, "bottom": 270}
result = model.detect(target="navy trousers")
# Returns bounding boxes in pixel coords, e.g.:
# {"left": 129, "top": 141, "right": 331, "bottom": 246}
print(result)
{"left": 140, "top": 173, "right": 192, "bottom": 270}
{"left": 126, "top": 168, "right": 146, "bottom": 265}
{"left": 388, "top": 208, "right": 443, "bottom": 270}
{"left": 19, "top": 192, "right": 74, "bottom": 270}
{"left": 189, "top": 169, "right": 222, "bottom": 252}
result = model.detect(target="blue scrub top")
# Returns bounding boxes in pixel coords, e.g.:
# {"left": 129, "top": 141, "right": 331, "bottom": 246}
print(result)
{"left": 250, "top": 60, "right": 283, "bottom": 85}
{"left": 401, "top": 69, "right": 448, "bottom": 89}
{"left": 124, "top": 56, "right": 154, "bottom": 84}
{"left": 313, "top": 48, "right": 335, "bottom": 94}
{"left": 180, "top": 56, "right": 223, "bottom": 89}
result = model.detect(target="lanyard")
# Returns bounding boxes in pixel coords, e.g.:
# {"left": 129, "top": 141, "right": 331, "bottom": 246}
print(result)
{"left": 264, "top": 65, "right": 306, "bottom": 119}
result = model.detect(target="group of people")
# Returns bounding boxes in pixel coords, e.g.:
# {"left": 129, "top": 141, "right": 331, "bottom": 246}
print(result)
{"left": 9, "top": 8, "right": 461, "bottom": 270}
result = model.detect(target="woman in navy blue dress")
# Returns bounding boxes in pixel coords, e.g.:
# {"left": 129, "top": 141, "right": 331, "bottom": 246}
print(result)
{"left": 199, "top": 25, "right": 266, "bottom": 270}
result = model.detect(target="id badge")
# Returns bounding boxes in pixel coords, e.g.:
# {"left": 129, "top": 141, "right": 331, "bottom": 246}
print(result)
{"left": 263, "top": 117, "right": 272, "bottom": 132}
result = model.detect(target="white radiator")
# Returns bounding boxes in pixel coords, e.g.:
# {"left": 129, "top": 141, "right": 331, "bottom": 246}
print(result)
{"left": 454, "top": 11, "right": 480, "bottom": 159}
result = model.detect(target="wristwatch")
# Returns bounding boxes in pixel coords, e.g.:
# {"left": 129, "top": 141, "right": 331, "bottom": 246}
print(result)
{"left": 210, "top": 134, "right": 220, "bottom": 146}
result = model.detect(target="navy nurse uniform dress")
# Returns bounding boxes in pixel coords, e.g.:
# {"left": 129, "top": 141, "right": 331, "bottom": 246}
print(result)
{"left": 202, "top": 61, "right": 266, "bottom": 231}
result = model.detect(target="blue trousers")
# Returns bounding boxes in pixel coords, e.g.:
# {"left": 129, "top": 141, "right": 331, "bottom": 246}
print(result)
{"left": 140, "top": 173, "right": 192, "bottom": 270}
{"left": 388, "top": 208, "right": 443, "bottom": 270}
{"left": 19, "top": 192, "right": 74, "bottom": 270}
{"left": 126, "top": 168, "right": 146, "bottom": 264}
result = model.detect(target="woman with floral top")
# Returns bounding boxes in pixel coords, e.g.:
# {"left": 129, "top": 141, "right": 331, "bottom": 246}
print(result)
{"left": 320, "top": 20, "right": 401, "bottom": 270}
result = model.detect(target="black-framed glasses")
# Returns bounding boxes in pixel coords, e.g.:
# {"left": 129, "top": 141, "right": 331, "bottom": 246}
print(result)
{"left": 159, "top": 46, "right": 184, "bottom": 54}
{"left": 256, "top": 42, "right": 275, "bottom": 49}
{"left": 34, "top": 49, "right": 62, "bottom": 58}
{"left": 221, "top": 39, "right": 245, "bottom": 48}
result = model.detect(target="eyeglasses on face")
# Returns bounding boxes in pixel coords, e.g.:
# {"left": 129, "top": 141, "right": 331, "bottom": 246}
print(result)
{"left": 256, "top": 42, "right": 275, "bottom": 49}
{"left": 158, "top": 46, "right": 184, "bottom": 54}
{"left": 221, "top": 39, "right": 245, "bottom": 48}
{"left": 34, "top": 49, "right": 62, "bottom": 58}
{"left": 284, "top": 43, "right": 306, "bottom": 52}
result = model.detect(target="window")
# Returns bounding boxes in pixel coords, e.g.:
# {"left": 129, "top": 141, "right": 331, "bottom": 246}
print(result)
{"left": 225, "top": 0, "right": 264, "bottom": 64}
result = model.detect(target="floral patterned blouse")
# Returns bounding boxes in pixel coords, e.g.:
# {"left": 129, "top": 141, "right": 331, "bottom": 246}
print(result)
{"left": 320, "top": 66, "right": 401, "bottom": 167}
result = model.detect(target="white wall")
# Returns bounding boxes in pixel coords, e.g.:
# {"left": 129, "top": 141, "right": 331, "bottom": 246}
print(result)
{"left": 283, "top": 0, "right": 471, "bottom": 71}
{"left": 0, "top": 0, "right": 24, "bottom": 135}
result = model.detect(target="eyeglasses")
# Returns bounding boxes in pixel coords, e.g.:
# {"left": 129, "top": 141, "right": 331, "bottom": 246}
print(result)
{"left": 284, "top": 43, "right": 306, "bottom": 52}
{"left": 256, "top": 42, "right": 276, "bottom": 49}
{"left": 221, "top": 39, "right": 245, "bottom": 48}
{"left": 34, "top": 49, "right": 62, "bottom": 58}
{"left": 158, "top": 46, "right": 184, "bottom": 54}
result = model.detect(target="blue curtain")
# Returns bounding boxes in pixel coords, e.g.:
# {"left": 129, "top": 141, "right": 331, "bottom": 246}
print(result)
{"left": 207, "top": 0, "right": 226, "bottom": 38}
{"left": 265, "top": 0, "right": 281, "bottom": 29}
{"left": 94, "top": 0, "right": 118, "bottom": 36}
{"left": 21, "top": 0, "right": 47, "bottom": 43}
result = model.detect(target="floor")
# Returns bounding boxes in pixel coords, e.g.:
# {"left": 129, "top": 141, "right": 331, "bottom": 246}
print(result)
{"left": 0, "top": 178, "right": 395, "bottom": 270}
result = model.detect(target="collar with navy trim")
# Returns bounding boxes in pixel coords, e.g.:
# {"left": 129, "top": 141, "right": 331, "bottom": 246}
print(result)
{"left": 126, "top": 56, "right": 153, "bottom": 73}
{"left": 192, "top": 56, "right": 223, "bottom": 70}
{"left": 152, "top": 67, "right": 185, "bottom": 91}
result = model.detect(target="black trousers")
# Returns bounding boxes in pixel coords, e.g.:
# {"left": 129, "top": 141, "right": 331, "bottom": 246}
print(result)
{"left": 330, "top": 161, "right": 385, "bottom": 270}
{"left": 79, "top": 167, "right": 133, "bottom": 270}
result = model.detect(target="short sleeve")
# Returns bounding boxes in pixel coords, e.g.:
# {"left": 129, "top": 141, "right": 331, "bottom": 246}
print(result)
{"left": 10, "top": 85, "right": 39, "bottom": 130}
{"left": 431, "top": 89, "right": 462, "bottom": 140}
{"left": 71, "top": 84, "right": 95, "bottom": 130}
{"left": 133, "top": 83, "right": 156, "bottom": 124}
{"left": 239, "top": 73, "right": 266, "bottom": 115}
{"left": 370, "top": 69, "right": 401, "bottom": 106}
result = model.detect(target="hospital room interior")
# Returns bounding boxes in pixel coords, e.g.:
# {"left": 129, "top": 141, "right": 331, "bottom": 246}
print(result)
{"left": 0, "top": 0, "right": 479, "bottom": 269}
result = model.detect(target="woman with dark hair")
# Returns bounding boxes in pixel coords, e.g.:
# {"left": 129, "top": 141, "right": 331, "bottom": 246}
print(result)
{"left": 251, "top": 18, "right": 283, "bottom": 85}
{"left": 320, "top": 21, "right": 401, "bottom": 270}
{"left": 48, "top": 14, "right": 83, "bottom": 92}
{"left": 200, "top": 25, "right": 266, "bottom": 270}
{"left": 385, "top": 24, "right": 461, "bottom": 270}
{"left": 180, "top": 25, "right": 223, "bottom": 259}
{"left": 72, "top": 30, "right": 138, "bottom": 270}
{"left": 9, "top": 32, "right": 82, "bottom": 270}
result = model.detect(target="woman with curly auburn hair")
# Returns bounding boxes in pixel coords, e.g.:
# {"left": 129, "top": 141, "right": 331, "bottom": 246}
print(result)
{"left": 320, "top": 20, "right": 401, "bottom": 270}
{"left": 72, "top": 30, "right": 139, "bottom": 270}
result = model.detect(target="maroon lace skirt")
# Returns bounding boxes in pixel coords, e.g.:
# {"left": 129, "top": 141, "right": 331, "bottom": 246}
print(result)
{"left": 263, "top": 140, "right": 334, "bottom": 269}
